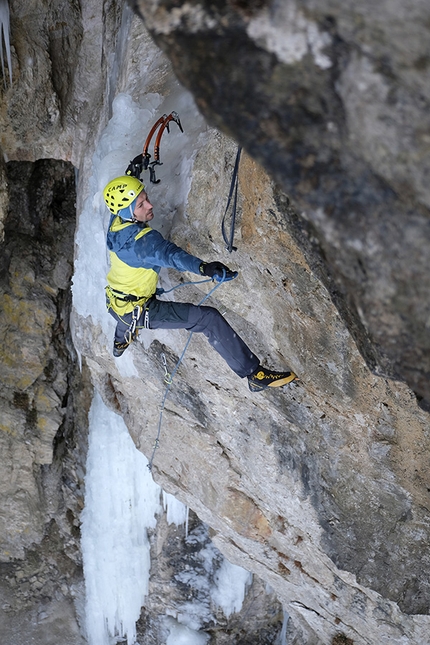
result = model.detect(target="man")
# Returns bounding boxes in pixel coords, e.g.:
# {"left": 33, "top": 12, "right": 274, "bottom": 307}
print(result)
{"left": 103, "top": 175, "right": 297, "bottom": 392}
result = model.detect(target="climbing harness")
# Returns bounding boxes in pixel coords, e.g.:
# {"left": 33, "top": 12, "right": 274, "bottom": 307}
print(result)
{"left": 105, "top": 285, "right": 152, "bottom": 317}
{"left": 125, "top": 111, "right": 184, "bottom": 184}
{"left": 106, "top": 285, "right": 153, "bottom": 354}
{"left": 107, "top": 286, "right": 141, "bottom": 303}
{"left": 221, "top": 145, "right": 242, "bottom": 253}
{"left": 147, "top": 270, "right": 234, "bottom": 471}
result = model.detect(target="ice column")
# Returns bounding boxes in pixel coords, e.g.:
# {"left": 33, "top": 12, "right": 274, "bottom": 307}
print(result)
{"left": 0, "top": 0, "right": 12, "bottom": 86}
{"left": 81, "top": 391, "right": 161, "bottom": 645}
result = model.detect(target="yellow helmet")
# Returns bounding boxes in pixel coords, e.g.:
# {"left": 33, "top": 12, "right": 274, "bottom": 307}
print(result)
{"left": 103, "top": 176, "right": 145, "bottom": 215}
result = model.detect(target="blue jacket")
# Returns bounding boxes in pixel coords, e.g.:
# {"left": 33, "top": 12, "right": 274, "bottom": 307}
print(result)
{"left": 106, "top": 215, "right": 203, "bottom": 315}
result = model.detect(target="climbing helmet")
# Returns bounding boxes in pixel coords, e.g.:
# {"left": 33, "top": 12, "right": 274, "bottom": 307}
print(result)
{"left": 103, "top": 176, "right": 145, "bottom": 215}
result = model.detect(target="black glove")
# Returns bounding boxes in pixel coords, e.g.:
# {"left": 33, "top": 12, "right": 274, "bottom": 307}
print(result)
{"left": 199, "top": 262, "right": 238, "bottom": 282}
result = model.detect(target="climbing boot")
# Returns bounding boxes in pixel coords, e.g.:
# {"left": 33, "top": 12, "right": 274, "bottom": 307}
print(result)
{"left": 248, "top": 366, "right": 297, "bottom": 392}
{"left": 113, "top": 340, "right": 130, "bottom": 357}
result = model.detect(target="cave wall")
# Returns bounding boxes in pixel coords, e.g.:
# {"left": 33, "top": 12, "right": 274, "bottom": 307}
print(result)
{"left": 0, "top": 0, "right": 125, "bottom": 165}
{"left": 0, "top": 159, "right": 90, "bottom": 644}
{"left": 133, "top": 0, "right": 430, "bottom": 410}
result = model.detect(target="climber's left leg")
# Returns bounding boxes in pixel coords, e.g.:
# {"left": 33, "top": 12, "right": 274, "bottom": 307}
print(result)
{"left": 147, "top": 299, "right": 260, "bottom": 378}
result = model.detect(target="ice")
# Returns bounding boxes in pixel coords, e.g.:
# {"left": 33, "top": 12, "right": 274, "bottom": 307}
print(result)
{"left": 81, "top": 391, "right": 161, "bottom": 645}
{"left": 211, "top": 558, "right": 253, "bottom": 618}
{"left": 0, "top": 0, "right": 12, "bottom": 86}
{"left": 81, "top": 391, "right": 253, "bottom": 645}
{"left": 163, "top": 491, "right": 188, "bottom": 526}
{"left": 72, "top": 87, "right": 208, "bottom": 345}
{"left": 114, "top": 350, "right": 139, "bottom": 378}
{"left": 170, "top": 523, "right": 252, "bottom": 633}
{"left": 185, "top": 505, "right": 190, "bottom": 537}
{"left": 279, "top": 610, "right": 289, "bottom": 645}
{"left": 165, "top": 618, "right": 209, "bottom": 645}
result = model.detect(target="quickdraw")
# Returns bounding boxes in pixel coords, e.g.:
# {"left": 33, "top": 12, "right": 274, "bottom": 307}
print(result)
{"left": 113, "top": 305, "right": 143, "bottom": 356}
{"left": 125, "top": 111, "right": 184, "bottom": 184}
{"left": 124, "top": 305, "right": 142, "bottom": 345}
{"left": 161, "top": 353, "right": 172, "bottom": 385}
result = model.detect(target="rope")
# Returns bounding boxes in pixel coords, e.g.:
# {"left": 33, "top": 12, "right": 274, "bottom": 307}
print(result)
{"left": 156, "top": 277, "right": 212, "bottom": 296}
{"left": 221, "top": 145, "right": 242, "bottom": 253}
{"left": 147, "top": 271, "right": 232, "bottom": 471}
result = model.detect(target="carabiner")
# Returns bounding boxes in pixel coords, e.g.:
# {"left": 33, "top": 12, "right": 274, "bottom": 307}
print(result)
{"left": 161, "top": 352, "right": 172, "bottom": 385}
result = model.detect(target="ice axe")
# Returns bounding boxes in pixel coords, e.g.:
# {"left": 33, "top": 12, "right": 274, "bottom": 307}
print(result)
{"left": 125, "top": 112, "right": 184, "bottom": 184}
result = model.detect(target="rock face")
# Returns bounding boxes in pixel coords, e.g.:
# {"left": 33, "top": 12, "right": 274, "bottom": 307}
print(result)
{"left": 1, "top": 0, "right": 124, "bottom": 165}
{"left": 133, "top": 0, "right": 430, "bottom": 411}
{"left": 1, "top": 2, "right": 430, "bottom": 645}
{"left": 85, "top": 134, "right": 430, "bottom": 644}
{"left": 0, "top": 4, "right": 292, "bottom": 644}
{"left": 0, "top": 159, "right": 90, "bottom": 644}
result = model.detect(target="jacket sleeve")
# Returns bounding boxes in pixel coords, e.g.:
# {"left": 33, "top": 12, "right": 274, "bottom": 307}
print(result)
{"left": 134, "top": 229, "right": 203, "bottom": 274}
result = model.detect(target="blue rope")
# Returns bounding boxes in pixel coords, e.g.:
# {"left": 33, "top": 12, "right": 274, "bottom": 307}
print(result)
{"left": 156, "top": 277, "right": 212, "bottom": 295}
{"left": 147, "top": 272, "right": 233, "bottom": 471}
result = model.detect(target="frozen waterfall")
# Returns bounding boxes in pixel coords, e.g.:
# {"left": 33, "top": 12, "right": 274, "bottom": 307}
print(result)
{"left": 74, "top": 25, "right": 255, "bottom": 642}
{"left": 81, "top": 392, "right": 254, "bottom": 645}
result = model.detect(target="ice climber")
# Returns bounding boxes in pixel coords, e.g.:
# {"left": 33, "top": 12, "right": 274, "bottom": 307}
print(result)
{"left": 103, "top": 175, "right": 297, "bottom": 392}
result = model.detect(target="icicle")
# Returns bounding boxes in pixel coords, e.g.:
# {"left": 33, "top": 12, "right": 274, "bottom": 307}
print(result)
{"left": 279, "top": 610, "right": 289, "bottom": 645}
{"left": 163, "top": 490, "right": 188, "bottom": 526}
{"left": 185, "top": 506, "right": 189, "bottom": 538}
{"left": 0, "top": 0, "right": 12, "bottom": 86}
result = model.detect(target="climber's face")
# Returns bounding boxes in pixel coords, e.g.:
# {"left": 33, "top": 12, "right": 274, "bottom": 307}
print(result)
{"left": 133, "top": 192, "right": 154, "bottom": 222}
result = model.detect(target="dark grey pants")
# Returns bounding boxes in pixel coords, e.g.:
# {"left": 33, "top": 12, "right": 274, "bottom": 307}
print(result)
{"left": 109, "top": 298, "right": 259, "bottom": 378}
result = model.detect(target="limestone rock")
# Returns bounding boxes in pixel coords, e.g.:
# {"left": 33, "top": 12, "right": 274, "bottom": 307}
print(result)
{"left": 133, "top": 0, "right": 430, "bottom": 409}
{"left": 1, "top": 3, "right": 430, "bottom": 645}
{"left": 0, "top": 0, "right": 125, "bottom": 165}
{"left": 0, "top": 159, "right": 89, "bottom": 644}
{"left": 80, "top": 130, "right": 430, "bottom": 644}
